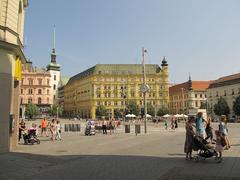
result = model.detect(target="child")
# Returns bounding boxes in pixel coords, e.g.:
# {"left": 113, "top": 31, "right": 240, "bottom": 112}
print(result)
{"left": 219, "top": 115, "right": 230, "bottom": 149}
{"left": 215, "top": 130, "right": 225, "bottom": 163}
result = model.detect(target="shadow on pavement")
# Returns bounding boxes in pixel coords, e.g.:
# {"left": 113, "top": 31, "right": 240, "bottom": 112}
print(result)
{"left": 1, "top": 152, "right": 240, "bottom": 180}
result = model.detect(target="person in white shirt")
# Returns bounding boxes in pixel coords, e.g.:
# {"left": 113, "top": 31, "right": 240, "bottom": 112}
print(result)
{"left": 55, "top": 120, "right": 62, "bottom": 141}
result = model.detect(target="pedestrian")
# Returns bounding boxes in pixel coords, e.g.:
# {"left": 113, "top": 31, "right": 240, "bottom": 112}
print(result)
{"left": 215, "top": 130, "right": 225, "bottom": 163}
{"left": 171, "top": 117, "right": 175, "bottom": 130}
{"left": 50, "top": 119, "right": 57, "bottom": 141}
{"left": 164, "top": 119, "right": 168, "bottom": 130}
{"left": 175, "top": 119, "right": 178, "bottom": 129}
{"left": 184, "top": 116, "right": 195, "bottom": 160}
{"left": 102, "top": 119, "right": 107, "bottom": 134}
{"left": 55, "top": 120, "right": 62, "bottom": 141}
{"left": 41, "top": 118, "right": 48, "bottom": 137}
{"left": 18, "top": 120, "right": 26, "bottom": 143}
{"left": 219, "top": 115, "right": 230, "bottom": 149}
{"left": 195, "top": 112, "right": 206, "bottom": 139}
{"left": 205, "top": 117, "right": 213, "bottom": 143}
{"left": 109, "top": 120, "right": 113, "bottom": 135}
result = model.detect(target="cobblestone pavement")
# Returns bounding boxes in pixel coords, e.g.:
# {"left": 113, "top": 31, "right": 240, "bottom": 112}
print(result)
{"left": 1, "top": 121, "right": 240, "bottom": 180}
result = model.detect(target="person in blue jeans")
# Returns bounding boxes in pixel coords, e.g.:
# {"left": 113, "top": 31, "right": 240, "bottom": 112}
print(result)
{"left": 195, "top": 112, "right": 206, "bottom": 139}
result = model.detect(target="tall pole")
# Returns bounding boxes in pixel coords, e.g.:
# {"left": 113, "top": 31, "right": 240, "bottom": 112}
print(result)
{"left": 142, "top": 47, "right": 147, "bottom": 134}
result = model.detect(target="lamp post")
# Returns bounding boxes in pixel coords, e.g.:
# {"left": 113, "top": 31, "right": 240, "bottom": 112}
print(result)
{"left": 121, "top": 81, "right": 126, "bottom": 125}
{"left": 141, "top": 47, "right": 149, "bottom": 134}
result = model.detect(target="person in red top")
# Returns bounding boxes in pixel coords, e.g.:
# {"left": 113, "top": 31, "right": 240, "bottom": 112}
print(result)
{"left": 41, "top": 118, "right": 48, "bottom": 137}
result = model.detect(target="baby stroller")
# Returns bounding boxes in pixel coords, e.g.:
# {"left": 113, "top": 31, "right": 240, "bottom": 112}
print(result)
{"left": 85, "top": 121, "right": 95, "bottom": 136}
{"left": 23, "top": 128, "right": 40, "bottom": 145}
{"left": 193, "top": 135, "right": 217, "bottom": 161}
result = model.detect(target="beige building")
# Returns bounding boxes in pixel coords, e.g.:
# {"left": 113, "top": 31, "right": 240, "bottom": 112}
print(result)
{"left": 64, "top": 60, "right": 169, "bottom": 119}
{"left": 207, "top": 73, "right": 240, "bottom": 117}
{"left": 0, "top": 0, "right": 28, "bottom": 152}
{"left": 169, "top": 77, "right": 211, "bottom": 114}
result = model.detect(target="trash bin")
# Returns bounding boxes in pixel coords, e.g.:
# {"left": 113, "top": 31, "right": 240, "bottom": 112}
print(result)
{"left": 135, "top": 124, "right": 140, "bottom": 135}
{"left": 125, "top": 124, "right": 130, "bottom": 133}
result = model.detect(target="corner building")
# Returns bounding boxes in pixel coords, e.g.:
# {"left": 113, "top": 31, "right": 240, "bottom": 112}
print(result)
{"left": 64, "top": 60, "right": 169, "bottom": 119}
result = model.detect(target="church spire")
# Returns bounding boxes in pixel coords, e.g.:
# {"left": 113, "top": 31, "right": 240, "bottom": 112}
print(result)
{"left": 51, "top": 25, "right": 56, "bottom": 63}
{"left": 188, "top": 73, "right": 193, "bottom": 90}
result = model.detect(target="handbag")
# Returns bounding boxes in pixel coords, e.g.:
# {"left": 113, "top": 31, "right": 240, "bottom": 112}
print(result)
{"left": 220, "top": 137, "right": 227, "bottom": 147}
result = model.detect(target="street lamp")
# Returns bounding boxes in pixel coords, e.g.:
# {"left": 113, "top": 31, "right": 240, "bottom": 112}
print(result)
{"left": 141, "top": 47, "right": 149, "bottom": 134}
{"left": 121, "top": 81, "right": 126, "bottom": 125}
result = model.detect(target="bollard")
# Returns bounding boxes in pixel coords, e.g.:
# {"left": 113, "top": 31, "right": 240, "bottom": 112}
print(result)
{"left": 135, "top": 124, "right": 141, "bottom": 136}
{"left": 125, "top": 124, "right": 130, "bottom": 133}
{"left": 64, "top": 124, "right": 69, "bottom": 132}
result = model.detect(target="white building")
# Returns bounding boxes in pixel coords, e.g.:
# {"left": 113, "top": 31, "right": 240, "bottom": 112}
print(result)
{"left": 207, "top": 73, "right": 240, "bottom": 118}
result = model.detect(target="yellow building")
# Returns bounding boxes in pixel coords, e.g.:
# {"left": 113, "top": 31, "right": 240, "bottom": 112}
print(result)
{"left": 64, "top": 59, "right": 169, "bottom": 119}
{"left": 0, "top": 0, "right": 28, "bottom": 152}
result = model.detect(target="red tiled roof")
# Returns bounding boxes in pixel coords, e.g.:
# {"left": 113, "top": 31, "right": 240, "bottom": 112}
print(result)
{"left": 169, "top": 81, "right": 211, "bottom": 94}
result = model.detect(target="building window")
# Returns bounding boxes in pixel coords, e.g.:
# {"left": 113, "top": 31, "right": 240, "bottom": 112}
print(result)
{"left": 114, "top": 101, "right": 118, "bottom": 106}
{"left": 53, "top": 84, "right": 56, "bottom": 90}
{"left": 200, "top": 94, "right": 202, "bottom": 98}
{"left": 38, "top": 97, "right": 42, "bottom": 104}
{"left": 38, "top": 79, "right": 42, "bottom": 85}
{"left": 20, "top": 98, "right": 23, "bottom": 104}
{"left": 28, "top": 98, "right": 32, "bottom": 104}
{"left": 216, "top": 91, "right": 219, "bottom": 97}
{"left": 47, "top": 98, "right": 49, "bottom": 104}
{"left": 21, "top": 89, "right": 23, "bottom": 94}
{"left": 54, "top": 75, "right": 56, "bottom": 80}
{"left": 47, "top": 89, "right": 49, "bottom": 95}
{"left": 53, "top": 95, "right": 56, "bottom": 100}
{"left": 28, "top": 89, "right": 33, "bottom": 95}
{"left": 29, "top": 79, "right": 33, "bottom": 85}
{"left": 47, "top": 79, "right": 50, "bottom": 85}
{"left": 97, "top": 101, "right": 101, "bottom": 106}
{"left": 232, "top": 89, "right": 235, "bottom": 95}
{"left": 195, "top": 94, "right": 197, "bottom": 98}
{"left": 38, "top": 89, "right": 42, "bottom": 95}
{"left": 104, "top": 101, "right": 107, "bottom": 106}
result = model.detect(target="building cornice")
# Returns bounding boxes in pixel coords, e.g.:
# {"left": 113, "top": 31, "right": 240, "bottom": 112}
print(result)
{"left": 0, "top": 40, "right": 26, "bottom": 63}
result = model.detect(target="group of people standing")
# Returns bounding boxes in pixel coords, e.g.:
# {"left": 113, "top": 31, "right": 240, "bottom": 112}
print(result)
{"left": 41, "top": 118, "right": 62, "bottom": 141}
{"left": 184, "top": 112, "right": 230, "bottom": 161}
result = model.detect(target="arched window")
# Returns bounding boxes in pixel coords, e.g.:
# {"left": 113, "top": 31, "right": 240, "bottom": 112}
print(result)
{"left": 47, "top": 97, "right": 49, "bottom": 104}
{"left": 38, "top": 97, "right": 42, "bottom": 104}
{"left": 38, "top": 89, "right": 42, "bottom": 95}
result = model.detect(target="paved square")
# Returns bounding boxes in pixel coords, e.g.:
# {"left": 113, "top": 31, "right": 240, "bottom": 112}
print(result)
{"left": 1, "top": 121, "right": 240, "bottom": 180}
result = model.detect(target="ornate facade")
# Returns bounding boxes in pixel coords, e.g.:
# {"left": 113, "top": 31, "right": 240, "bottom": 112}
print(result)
{"left": 64, "top": 59, "right": 169, "bottom": 119}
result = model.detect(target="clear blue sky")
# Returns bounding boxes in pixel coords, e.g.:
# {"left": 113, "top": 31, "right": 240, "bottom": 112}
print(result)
{"left": 24, "top": 0, "right": 240, "bottom": 83}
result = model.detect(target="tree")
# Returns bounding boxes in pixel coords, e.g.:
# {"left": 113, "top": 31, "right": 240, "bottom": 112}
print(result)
{"left": 114, "top": 109, "right": 122, "bottom": 118}
{"left": 126, "top": 101, "right": 140, "bottom": 116}
{"left": 147, "top": 102, "right": 155, "bottom": 116}
{"left": 157, "top": 106, "right": 169, "bottom": 116}
{"left": 233, "top": 95, "right": 240, "bottom": 116}
{"left": 96, "top": 105, "right": 107, "bottom": 118}
{"left": 214, "top": 97, "right": 230, "bottom": 116}
{"left": 25, "top": 102, "right": 39, "bottom": 119}
{"left": 50, "top": 104, "right": 63, "bottom": 117}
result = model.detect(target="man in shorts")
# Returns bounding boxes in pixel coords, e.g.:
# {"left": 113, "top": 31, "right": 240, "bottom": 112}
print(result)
{"left": 41, "top": 118, "right": 48, "bottom": 137}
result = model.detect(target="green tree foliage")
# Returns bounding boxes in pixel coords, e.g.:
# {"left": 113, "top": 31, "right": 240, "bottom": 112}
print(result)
{"left": 50, "top": 104, "right": 63, "bottom": 116}
{"left": 96, "top": 105, "right": 107, "bottom": 117}
{"left": 157, "top": 106, "right": 169, "bottom": 116}
{"left": 114, "top": 109, "right": 122, "bottom": 118}
{"left": 25, "top": 102, "right": 39, "bottom": 119}
{"left": 214, "top": 97, "right": 230, "bottom": 116}
{"left": 233, "top": 95, "right": 240, "bottom": 116}
{"left": 147, "top": 102, "right": 155, "bottom": 116}
{"left": 126, "top": 101, "right": 140, "bottom": 116}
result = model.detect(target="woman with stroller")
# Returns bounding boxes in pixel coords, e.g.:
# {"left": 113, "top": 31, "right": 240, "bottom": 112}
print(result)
{"left": 184, "top": 116, "right": 195, "bottom": 160}
{"left": 219, "top": 115, "right": 230, "bottom": 149}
